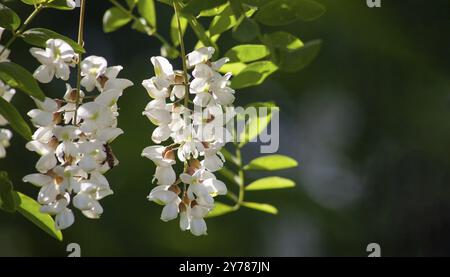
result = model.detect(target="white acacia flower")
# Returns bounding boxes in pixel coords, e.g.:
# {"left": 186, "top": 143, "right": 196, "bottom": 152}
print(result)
{"left": 0, "top": 27, "right": 11, "bottom": 62}
{"left": 201, "top": 141, "right": 225, "bottom": 172}
{"left": 40, "top": 192, "right": 74, "bottom": 230}
{"left": 98, "top": 65, "right": 134, "bottom": 92}
{"left": 0, "top": 80, "right": 15, "bottom": 125}
{"left": 0, "top": 128, "right": 12, "bottom": 158}
{"left": 73, "top": 172, "right": 113, "bottom": 219}
{"left": 30, "top": 39, "right": 76, "bottom": 83}
{"left": 173, "top": 125, "right": 204, "bottom": 162}
{"left": 151, "top": 56, "right": 175, "bottom": 89}
{"left": 77, "top": 102, "right": 115, "bottom": 133}
{"left": 186, "top": 47, "right": 215, "bottom": 68}
{"left": 25, "top": 139, "right": 58, "bottom": 173}
{"left": 180, "top": 168, "right": 227, "bottom": 204}
{"left": 142, "top": 77, "right": 170, "bottom": 99}
{"left": 148, "top": 185, "right": 181, "bottom": 222}
{"left": 81, "top": 56, "right": 107, "bottom": 92}
{"left": 142, "top": 146, "right": 176, "bottom": 186}
{"left": 179, "top": 204, "right": 209, "bottom": 236}
{"left": 59, "top": 83, "right": 84, "bottom": 124}
{"left": 27, "top": 97, "right": 60, "bottom": 127}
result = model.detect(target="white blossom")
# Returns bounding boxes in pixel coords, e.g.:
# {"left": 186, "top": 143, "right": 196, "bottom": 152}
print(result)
{"left": 25, "top": 47, "right": 132, "bottom": 230}
{"left": 142, "top": 47, "right": 236, "bottom": 236}
{"left": 30, "top": 39, "right": 76, "bottom": 83}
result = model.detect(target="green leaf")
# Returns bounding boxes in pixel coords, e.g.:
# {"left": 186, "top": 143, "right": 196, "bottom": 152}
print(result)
{"left": 0, "top": 171, "right": 19, "bottom": 213}
{"left": 182, "top": 0, "right": 227, "bottom": 16}
{"left": 231, "top": 60, "right": 278, "bottom": 89}
{"left": 242, "top": 202, "right": 278, "bottom": 214}
{"left": 0, "top": 97, "right": 32, "bottom": 141}
{"left": 0, "top": 62, "right": 45, "bottom": 101}
{"left": 0, "top": 3, "right": 21, "bottom": 31}
{"left": 199, "top": 2, "right": 229, "bottom": 17}
{"left": 17, "top": 192, "right": 63, "bottom": 241}
{"left": 103, "top": 7, "right": 132, "bottom": 33}
{"left": 220, "top": 148, "right": 239, "bottom": 166}
{"left": 218, "top": 167, "right": 240, "bottom": 186}
{"left": 276, "top": 40, "right": 322, "bottom": 72}
{"left": 138, "top": 0, "right": 156, "bottom": 28}
{"left": 246, "top": 176, "right": 295, "bottom": 191}
{"left": 209, "top": 5, "right": 257, "bottom": 36}
{"left": 232, "top": 17, "right": 260, "bottom": 42}
{"left": 255, "top": 0, "right": 325, "bottom": 26}
{"left": 131, "top": 18, "right": 153, "bottom": 35}
{"left": 20, "top": 0, "right": 47, "bottom": 4}
{"left": 45, "top": 0, "right": 76, "bottom": 10}
{"left": 219, "top": 62, "right": 247, "bottom": 75}
{"left": 126, "top": 0, "right": 138, "bottom": 8}
{"left": 244, "top": 155, "right": 298, "bottom": 171}
{"left": 238, "top": 102, "right": 278, "bottom": 146}
{"left": 185, "top": 14, "right": 218, "bottom": 50}
{"left": 264, "top": 31, "right": 304, "bottom": 51}
{"left": 170, "top": 13, "right": 188, "bottom": 46}
{"left": 225, "top": 44, "right": 269, "bottom": 63}
{"left": 207, "top": 202, "right": 234, "bottom": 218}
{"left": 22, "top": 28, "right": 85, "bottom": 54}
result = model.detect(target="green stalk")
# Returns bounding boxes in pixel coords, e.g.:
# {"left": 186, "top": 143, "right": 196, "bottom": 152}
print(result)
{"left": 173, "top": 1, "right": 190, "bottom": 108}
{"left": 73, "top": 0, "right": 87, "bottom": 124}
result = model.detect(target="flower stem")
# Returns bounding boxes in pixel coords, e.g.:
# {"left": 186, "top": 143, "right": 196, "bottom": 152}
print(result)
{"left": 173, "top": 1, "right": 190, "bottom": 108}
{"left": 0, "top": 4, "right": 44, "bottom": 56}
{"left": 232, "top": 145, "right": 245, "bottom": 211}
{"left": 73, "top": 0, "right": 87, "bottom": 125}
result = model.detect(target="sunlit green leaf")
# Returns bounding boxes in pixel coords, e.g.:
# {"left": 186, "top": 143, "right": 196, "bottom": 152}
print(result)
{"left": 225, "top": 44, "right": 269, "bottom": 63}
{"left": 0, "top": 62, "right": 45, "bottom": 101}
{"left": 207, "top": 202, "right": 235, "bottom": 218}
{"left": 209, "top": 5, "right": 257, "bottom": 36}
{"left": 263, "top": 31, "right": 304, "bottom": 51}
{"left": 182, "top": 0, "right": 227, "bottom": 16}
{"left": 199, "top": 2, "right": 229, "bottom": 17}
{"left": 45, "top": 0, "right": 76, "bottom": 10}
{"left": 0, "top": 171, "right": 19, "bottom": 213}
{"left": 170, "top": 13, "right": 188, "bottom": 46}
{"left": 22, "top": 28, "right": 85, "bottom": 54}
{"left": 0, "top": 97, "right": 32, "bottom": 141}
{"left": 138, "top": 0, "right": 156, "bottom": 28}
{"left": 238, "top": 102, "right": 278, "bottom": 146}
{"left": 231, "top": 60, "right": 278, "bottom": 89}
{"left": 20, "top": 0, "right": 47, "bottom": 4}
{"left": 246, "top": 176, "right": 295, "bottom": 191}
{"left": 244, "top": 155, "right": 298, "bottom": 171}
{"left": 0, "top": 3, "right": 21, "bottom": 31}
{"left": 219, "top": 62, "right": 247, "bottom": 75}
{"left": 242, "top": 201, "right": 278, "bottom": 214}
{"left": 17, "top": 192, "right": 63, "bottom": 241}
{"left": 131, "top": 17, "right": 153, "bottom": 35}
{"left": 103, "top": 7, "right": 132, "bottom": 33}
{"left": 255, "top": 0, "right": 325, "bottom": 26}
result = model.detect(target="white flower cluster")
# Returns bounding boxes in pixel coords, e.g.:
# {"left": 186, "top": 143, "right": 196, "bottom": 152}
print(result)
{"left": 0, "top": 27, "right": 14, "bottom": 158}
{"left": 142, "top": 47, "right": 236, "bottom": 236}
{"left": 23, "top": 38, "right": 133, "bottom": 230}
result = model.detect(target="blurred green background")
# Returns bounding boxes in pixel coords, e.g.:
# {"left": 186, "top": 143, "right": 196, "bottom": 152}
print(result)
{"left": 1, "top": 0, "right": 450, "bottom": 256}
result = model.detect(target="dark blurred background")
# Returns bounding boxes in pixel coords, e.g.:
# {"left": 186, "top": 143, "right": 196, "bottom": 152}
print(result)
{"left": 1, "top": 0, "right": 450, "bottom": 256}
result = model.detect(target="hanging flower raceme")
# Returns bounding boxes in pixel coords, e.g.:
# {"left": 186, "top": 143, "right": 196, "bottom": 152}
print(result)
{"left": 0, "top": 27, "right": 16, "bottom": 158}
{"left": 24, "top": 39, "right": 133, "bottom": 230}
{"left": 141, "top": 47, "right": 234, "bottom": 236}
